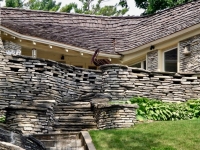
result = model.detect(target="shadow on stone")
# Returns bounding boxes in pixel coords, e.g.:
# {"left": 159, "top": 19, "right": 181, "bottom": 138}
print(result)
{"left": 0, "top": 124, "right": 46, "bottom": 150}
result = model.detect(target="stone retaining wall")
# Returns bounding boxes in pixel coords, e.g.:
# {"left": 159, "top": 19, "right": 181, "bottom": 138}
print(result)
{"left": 0, "top": 37, "right": 200, "bottom": 105}
{"left": 0, "top": 53, "right": 200, "bottom": 103}
{"left": 101, "top": 64, "right": 200, "bottom": 102}
{"left": 93, "top": 103, "right": 138, "bottom": 129}
{"left": 0, "top": 50, "right": 102, "bottom": 109}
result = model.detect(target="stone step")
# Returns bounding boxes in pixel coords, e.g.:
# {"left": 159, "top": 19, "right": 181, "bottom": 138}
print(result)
{"left": 54, "top": 126, "right": 96, "bottom": 132}
{"left": 55, "top": 105, "right": 91, "bottom": 109}
{"left": 47, "top": 146, "right": 84, "bottom": 150}
{"left": 54, "top": 128, "right": 92, "bottom": 132}
{"left": 33, "top": 133, "right": 78, "bottom": 140}
{"left": 55, "top": 111, "right": 94, "bottom": 114}
{"left": 40, "top": 139, "right": 82, "bottom": 148}
{"left": 56, "top": 116, "right": 95, "bottom": 121}
{"left": 54, "top": 122, "right": 96, "bottom": 126}
{"left": 56, "top": 120, "right": 95, "bottom": 123}
{"left": 57, "top": 102, "right": 91, "bottom": 106}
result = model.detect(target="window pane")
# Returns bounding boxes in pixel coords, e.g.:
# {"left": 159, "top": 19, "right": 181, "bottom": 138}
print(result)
{"left": 164, "top": 49, "right": 177, "bottom": 72}
{"left": 143, "top": 60, "right": 146, "bottom": 70}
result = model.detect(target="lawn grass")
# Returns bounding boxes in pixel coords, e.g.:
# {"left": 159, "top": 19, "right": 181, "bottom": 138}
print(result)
{"left": 89, "top": 119, "right": 200, "bottom": 150}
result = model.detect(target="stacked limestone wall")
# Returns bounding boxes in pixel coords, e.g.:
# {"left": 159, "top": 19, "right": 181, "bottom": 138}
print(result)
{"left": 0, "top": 53, "right": 102, "bottom": 109}
{"left": 101, "top": 64, "right": 200, "bottom": 102}
{"left": 0, "top": 51, "right": 200, "bottom": 104}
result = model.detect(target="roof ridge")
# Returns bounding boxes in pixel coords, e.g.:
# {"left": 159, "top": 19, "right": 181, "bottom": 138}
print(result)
{"left": 0, "top": 7, "right": 118, "bottom": 18}
{"left": 1, "top": 0, "right": 200, "bottom": 19}
{"left": 0, "top": 7, "right": 145, "bottom": 19}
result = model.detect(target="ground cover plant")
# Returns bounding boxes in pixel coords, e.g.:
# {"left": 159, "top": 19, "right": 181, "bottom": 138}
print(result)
{"left": 128, "top": 97, "right": 200, "bottom": 121}
{"left": 90, "top": 119, "right": 200, "bottom": 150}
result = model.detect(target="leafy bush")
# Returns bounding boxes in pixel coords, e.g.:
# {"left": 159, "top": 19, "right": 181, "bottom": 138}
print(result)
{"left": 129, "top": 97, "right": 200, "bottom": 121}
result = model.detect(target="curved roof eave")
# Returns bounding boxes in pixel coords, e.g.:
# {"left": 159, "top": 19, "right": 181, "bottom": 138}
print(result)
{"left": 0, "top": 26, "right": 120, "bottom": 58}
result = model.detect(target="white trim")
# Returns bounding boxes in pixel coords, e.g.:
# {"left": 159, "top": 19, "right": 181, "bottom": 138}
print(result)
{"left": 0, "top": 26, "right": 120, "bottom": 59}
{"left": 145, "top": 55, "right": 147, "bottom": 70}
{"left": 177, "top": 42, "right": 180, "bottom": 72}
{"left": 163, "top": 47, "right": 178, "bottom": 72}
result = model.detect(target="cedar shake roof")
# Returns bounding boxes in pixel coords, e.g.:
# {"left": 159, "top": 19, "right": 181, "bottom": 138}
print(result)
{"left": 1, "top": 0, "right": 200, "bottom": 54}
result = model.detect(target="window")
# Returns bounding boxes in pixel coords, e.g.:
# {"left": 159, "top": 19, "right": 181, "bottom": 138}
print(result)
{"left": 130, "top": 60, "right": 146, "bottom": 69}
{"left": 164, "top": 48, "right": 177, "bottom": 72}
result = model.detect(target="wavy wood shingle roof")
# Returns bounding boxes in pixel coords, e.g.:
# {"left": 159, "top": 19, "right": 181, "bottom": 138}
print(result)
{"left": 1, "top": 0, "right": 200, "bottom": 54}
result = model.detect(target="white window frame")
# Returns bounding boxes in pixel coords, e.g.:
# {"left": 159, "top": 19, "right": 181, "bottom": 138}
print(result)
{"left": 163, "top": 47, "right": 177, "bottom": 72}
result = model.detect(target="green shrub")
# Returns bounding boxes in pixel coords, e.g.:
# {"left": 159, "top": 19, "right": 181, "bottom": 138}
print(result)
{"left": 129, "top": 97, "right": 200, "bottom": 121}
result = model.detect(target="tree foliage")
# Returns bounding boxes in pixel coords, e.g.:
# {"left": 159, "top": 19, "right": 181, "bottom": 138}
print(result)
{"left": 135, "top": 0, "right": 192, "bottom": 15}
{"left": 25, "top": 0, "right": 61, "bottom": 11}
{"left": 5, "top": 0, "right": 24, "bottom": 8}
{"left": 3, "top": 0, "right": 128, "bottom": 15}
{"left": 4, "top": 0, "right": 61, "bottom": 11}
{"left": 60, "top": 0, "right": 129, "bottom": 16}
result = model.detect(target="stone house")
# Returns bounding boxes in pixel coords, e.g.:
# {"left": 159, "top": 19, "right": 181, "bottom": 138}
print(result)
{"left": 1, "top": 0, "right": 200, "bottom": 72}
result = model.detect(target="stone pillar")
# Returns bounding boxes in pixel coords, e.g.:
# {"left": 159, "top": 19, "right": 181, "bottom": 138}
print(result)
{"left": 100, "top": 64, "right": 130, "bottom": 100}
{"left": 100, "top": 64, "right": 150, "bottom": 100}
{"left": 179, "top": 34, "right": 200, "bottom": 72}
{"left": 93, "top": 103, "right": 138, "bottom": 129}
{"left": 147, "top": 50, "right": 158, "bottom": 71}
{"left": 3, "top": 40, "right": 21, "bottom": 55}
{"left": 5, "top": 105, "right": 55, "bottom": 134}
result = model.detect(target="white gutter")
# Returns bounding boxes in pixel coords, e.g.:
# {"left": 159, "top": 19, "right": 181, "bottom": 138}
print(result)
{"left": 0, "top": 26, "right": 120, "bottom": 59}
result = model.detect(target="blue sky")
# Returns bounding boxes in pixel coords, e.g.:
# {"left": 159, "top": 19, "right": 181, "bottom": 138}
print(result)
{"left": 0, "top": 0, "right": 144, "bottom": 16}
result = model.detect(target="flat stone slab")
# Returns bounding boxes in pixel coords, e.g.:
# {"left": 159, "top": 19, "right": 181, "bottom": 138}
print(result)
{"left": 94, "top": 103, "right": 139, "bottom": 109}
